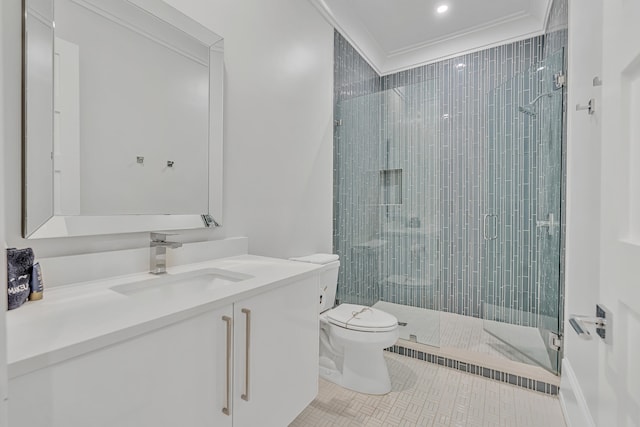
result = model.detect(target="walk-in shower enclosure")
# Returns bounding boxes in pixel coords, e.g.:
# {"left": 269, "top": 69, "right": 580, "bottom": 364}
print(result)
{"left": 333, "top": 32, "right": 565, "bottom": 374}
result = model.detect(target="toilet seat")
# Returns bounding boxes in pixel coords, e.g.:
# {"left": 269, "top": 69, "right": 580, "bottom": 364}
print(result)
{"left": 326, "top": 304, "right": 398, "bottom": 332}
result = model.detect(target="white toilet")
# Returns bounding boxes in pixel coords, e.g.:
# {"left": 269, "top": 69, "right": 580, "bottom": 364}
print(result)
{"left": 291, "top": 254, "right": 399, "bottom": 395}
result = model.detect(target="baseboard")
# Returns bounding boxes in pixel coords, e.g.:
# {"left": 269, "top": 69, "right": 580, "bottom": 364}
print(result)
{"left": 559, "top": 358, "right": 595, "bottom": 427}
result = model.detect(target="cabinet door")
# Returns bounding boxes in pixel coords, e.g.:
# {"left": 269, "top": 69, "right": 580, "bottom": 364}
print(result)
{"left": 233, "top": 276, "right": 319, "bottom": 427}
{"left": 9, "top": 306, "right": 234, "bottom": 427}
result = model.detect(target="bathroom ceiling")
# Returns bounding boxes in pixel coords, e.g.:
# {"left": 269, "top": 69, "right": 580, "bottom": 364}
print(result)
{"left": 309, "top": 0, "right": 552, "bottom": 75}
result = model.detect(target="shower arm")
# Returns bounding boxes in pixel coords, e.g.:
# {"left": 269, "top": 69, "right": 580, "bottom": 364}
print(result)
{"left": 527, "top": 92, "right": 553, "bottom": 106}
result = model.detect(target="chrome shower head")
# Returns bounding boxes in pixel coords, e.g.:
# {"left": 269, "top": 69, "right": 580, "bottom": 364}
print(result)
{"left": 517, "top": 92, "right": 553, "bottom": 117}
{"left": 518, "top": 105, "right": 536, "bottom": 116}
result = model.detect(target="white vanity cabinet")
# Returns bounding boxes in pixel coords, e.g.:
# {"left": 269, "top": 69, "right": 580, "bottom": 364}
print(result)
{"left": 9, "top": 305, "right": 234, "bottom": 427}
{"left": 233, "top": 275, "right": 319, "bottom": 427}
{"left": 8, "top": 274, "right": 319, "bottom": 427}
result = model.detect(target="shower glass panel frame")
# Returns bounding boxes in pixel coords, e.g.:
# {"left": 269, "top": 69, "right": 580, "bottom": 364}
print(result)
{"left": 482, "top": 49, "right": 565, "bottom": 374}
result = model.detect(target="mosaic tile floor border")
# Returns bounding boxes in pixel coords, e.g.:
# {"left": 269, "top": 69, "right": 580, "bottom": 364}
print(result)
{"left": 372, "top": 301, "right": 554, "bottom": 371}
{"left": 386, "top": 344, "right": 559, "bottom": 396}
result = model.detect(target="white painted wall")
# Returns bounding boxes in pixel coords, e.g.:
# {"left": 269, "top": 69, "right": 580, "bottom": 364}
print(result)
{"left": 2, "top": 0, "right": 333, "bottom": 262}
{"left": 561, "top": 0, "right": 602, "bottom": 425}
{"left": 163, "top": 0, "right": 335, "bottom": 259}
{"left": 0, "top": 0, "right": 9, "bottom": 423}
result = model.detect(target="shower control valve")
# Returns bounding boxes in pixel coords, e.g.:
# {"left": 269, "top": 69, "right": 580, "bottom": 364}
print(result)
{"left": 536, "top": 213, "right": 555, "bottom": 236}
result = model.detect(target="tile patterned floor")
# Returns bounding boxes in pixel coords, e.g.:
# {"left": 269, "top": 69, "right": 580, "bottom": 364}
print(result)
{"left": 290, "top": 352, "right": 566, "bottom": 427}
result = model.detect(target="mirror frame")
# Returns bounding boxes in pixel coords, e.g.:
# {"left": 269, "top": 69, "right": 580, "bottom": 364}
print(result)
{"left": 22, "top": 0, "right": 224, "bottom": 239}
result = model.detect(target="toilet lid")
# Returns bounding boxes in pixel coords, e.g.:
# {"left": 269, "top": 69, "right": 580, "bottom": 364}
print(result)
{"left": 326, "top": 304, "right": 398, "bottom": 332}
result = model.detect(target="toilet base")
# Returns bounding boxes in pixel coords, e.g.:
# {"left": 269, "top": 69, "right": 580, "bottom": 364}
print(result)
{"left": 342, "top": 345, "right": 392, "bottom": 394}
{"left": 319, "top": 362, "right": 342, "bottom": 385}
{"left": 319, "top": 334, "right": 396, "bottom": 395}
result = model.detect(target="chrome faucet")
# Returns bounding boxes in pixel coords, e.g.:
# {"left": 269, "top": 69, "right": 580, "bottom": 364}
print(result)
{"left": 150, "top": 232, "right": 182, "bottom": 274}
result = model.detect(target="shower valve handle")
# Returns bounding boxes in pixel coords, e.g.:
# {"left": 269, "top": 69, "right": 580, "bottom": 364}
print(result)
{"left": 536, "top": 213, "right": 555, "bottom": 236}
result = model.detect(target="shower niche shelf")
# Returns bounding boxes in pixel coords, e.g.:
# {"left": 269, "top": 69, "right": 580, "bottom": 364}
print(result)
{"left": 380, "top": 169, "right": 403, "bottom": 205}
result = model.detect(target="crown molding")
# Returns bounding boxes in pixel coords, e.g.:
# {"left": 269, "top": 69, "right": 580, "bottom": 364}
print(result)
{"left": 381, "top": 31, "right": 545, "bottom": 76}
{"left": 541, "top": 0, "right": 555, "bottom": 30}
{"left": 307, "top": 0, "right": 384, "bottom": 75}
{"left": 308, "top": 0, "right": 553, "bottom": 76}
{"left": 380, "top": 15, "right": 544, "bottom": 75}
{"left": 387, "top": 10, "right": 529, "bottom": 57}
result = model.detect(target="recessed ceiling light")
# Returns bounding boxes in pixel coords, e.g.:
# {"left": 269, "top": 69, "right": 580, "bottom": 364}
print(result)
{"left": 442, "top": 113, "right": 450, "bottom": 119}
{"left": 436, "top": 4, "right": 449, "bottom": 14}
{"left": 456, "top": 63, "right": 466, "bottom": 69}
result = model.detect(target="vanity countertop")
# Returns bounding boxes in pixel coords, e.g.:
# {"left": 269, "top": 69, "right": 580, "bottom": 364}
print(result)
{"left": 6, "top": 254, "right": 320, "bottom": 378}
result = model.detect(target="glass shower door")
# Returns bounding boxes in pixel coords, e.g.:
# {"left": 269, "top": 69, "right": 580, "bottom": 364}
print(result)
{"left": 334, "top": 81, "right": 442, "bottom": 349}
{"left": 483, "top": 50, "right": 564, "bottom": 374}
{"left": 376, "top": 81, "right": 441, "bottom": 347}
{"left": 334, "top": 90, "right": 385, "bottom": 308}
{"left": 534, "top": 49, "right": 565, "bottom": 374}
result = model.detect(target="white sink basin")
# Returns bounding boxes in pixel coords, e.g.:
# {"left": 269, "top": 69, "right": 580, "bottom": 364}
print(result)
{"left": 110, "top": 268, "right": 253, "bottom": 296}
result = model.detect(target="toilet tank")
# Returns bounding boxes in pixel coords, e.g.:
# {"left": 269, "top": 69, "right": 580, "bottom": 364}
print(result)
{"left": 318, "top": 261, "right": 339, "bottom": 313}
{"left": 289, "top": 254, "right": 340, "bottom": 313}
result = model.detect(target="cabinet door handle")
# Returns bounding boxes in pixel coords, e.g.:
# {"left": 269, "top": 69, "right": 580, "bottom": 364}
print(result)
{"left": 241, "top": 308, "right": 251, "bottom": 401}
{"left": 222, "top": 315, "right": 232, "bottom": 416}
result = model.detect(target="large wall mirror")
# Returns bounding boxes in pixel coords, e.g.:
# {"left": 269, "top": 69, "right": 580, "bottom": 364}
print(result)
{"left": 23, "top": 0, "right": 224, "bottom": 238}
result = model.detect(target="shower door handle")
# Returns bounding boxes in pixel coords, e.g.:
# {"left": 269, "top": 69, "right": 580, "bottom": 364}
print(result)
{"left": 491, "top": 215, "right": 498, "bottom": 239}
{"left": 483, "top": 214, "right": 489, "bottom": 240}
{"left": 483, "top": 214, "right": 498, "bottom": 240}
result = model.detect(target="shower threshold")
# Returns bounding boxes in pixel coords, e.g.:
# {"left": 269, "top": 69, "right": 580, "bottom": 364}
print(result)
{"left": 372, "top": 301, "right": 559, "bottom": 394}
